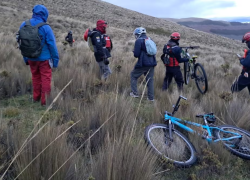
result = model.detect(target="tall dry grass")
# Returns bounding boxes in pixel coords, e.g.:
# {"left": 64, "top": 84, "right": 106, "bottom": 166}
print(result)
{"left": 0, "top": 1, "right": 250, "bottom": 180}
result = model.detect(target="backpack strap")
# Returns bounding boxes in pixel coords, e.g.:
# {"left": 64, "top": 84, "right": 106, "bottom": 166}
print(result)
{"left": 24, "top": 19, "right": 48, "bottom": 27}
{"left": 25, "top": 19, "right": 31, "bottom": 26}
{"left": 35, "top": 22, "right": 48, "bottom": 28}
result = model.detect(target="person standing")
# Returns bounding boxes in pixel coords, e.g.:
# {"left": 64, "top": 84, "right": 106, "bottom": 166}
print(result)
{"left": 18, "top": 4, "right": 59, "bottom": 106}
{"left": 89, "top": 20, "right": 112, "bottom": 81}
{"left": 65, "top": 30, "right": 74, "bottom": 47}
{"left": 231, "top": 32, "right": 250, "bottom": 94}
{"left": 130, "top": 27, "right": 157, "bottom": 101}
{"left": 162, "top": 32, "right": 189, "bottom": 91}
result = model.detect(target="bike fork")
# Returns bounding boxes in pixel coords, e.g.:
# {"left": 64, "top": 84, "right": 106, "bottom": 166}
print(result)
{"left": 167, "top": 120, "right": 174, "bottom": 142}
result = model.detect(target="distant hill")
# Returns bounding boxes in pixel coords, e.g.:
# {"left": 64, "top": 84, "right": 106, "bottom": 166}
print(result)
{"left": 164, "top": 17, "right": 250, "bottom": 40}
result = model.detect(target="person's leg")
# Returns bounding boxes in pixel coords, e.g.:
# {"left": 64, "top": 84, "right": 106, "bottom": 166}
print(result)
{"left": 102, "top": 60, "right": 112, "bottom": 80}
{"left": 247, "top": 84, "right": 250, "bottom": 95}
{"left": 145, "top": 67, "right": 155, "bottom": 100}
{"left": 40, "top": 60, "right": 52, "bottom": 105}
{"left": 97, "top": 61, "right": 111, "bottom": 80}
{"left": 173, "top": 67, "right": 184, "bottom": 91}
{"left": 162, "top": 67, "right": 173, "bottom": 91}
{"left": 231, "top": 75, "right": 247, "bottom": 93}
{"left": 29, "top": 60, "right": 41, "bottom": 101}
{"left": 131, "top": 68, "right": 144, "bottom": 96}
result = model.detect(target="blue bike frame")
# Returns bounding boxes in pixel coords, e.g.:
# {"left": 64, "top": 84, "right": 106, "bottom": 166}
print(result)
{"left": 164, "top": 114, "right": 242, "bottom": 144}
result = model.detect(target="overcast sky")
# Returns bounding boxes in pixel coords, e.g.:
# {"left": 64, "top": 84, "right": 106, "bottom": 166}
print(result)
{"left": 102, "top": 0, "right": 250, "bottom": 20}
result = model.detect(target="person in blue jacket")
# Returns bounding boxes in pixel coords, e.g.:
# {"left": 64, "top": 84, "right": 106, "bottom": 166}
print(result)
{"left": 231, "top": 32, "right": 250, "bottom": 94}
{"left": 130, "top": 27, "right": 157, "bottom": 101}
{"left": 18, "top": 4, "right": 59, "bottom": 106}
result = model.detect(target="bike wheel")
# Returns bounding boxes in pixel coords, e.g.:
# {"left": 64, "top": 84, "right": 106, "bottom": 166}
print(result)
{"left": 184, "top": 62, "right": 190, "bottom": 85}
{"left": 194, "top": 63, "right": 208, "bottom": 94}
{"left": 145, "top": 123, "right": 197, "bottom": 167}
{"left": 215, "top": 125, "right": 250, "bottom": 160}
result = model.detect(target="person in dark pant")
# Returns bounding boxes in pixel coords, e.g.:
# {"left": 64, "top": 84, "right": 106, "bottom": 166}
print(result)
{"left": 130, "top": 27, "right": 157, "bottom": 101}
{"left": 89, "top": 20, "right": 111, "bottom": 80}
{"left": 231, "top": 32, "right": 250, "bottom": 94}
{"left": 65, "top": 30, "right": 74, "bottom": 47}
{"left": 162, "top": 32, "right": 189, "bottom": 91}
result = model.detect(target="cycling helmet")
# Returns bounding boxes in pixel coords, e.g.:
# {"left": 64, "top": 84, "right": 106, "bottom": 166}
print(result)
{"left": 170, "top": 32, "right": 180, "bottom": 40}
{"left": 69, "top": 30, "right": 72, "bottom": 34}
{"left": 133, "top": 27, "right": 146, "bottom": 39}
{"left": 242, "top": 32, "right": 250, "bottom": 43}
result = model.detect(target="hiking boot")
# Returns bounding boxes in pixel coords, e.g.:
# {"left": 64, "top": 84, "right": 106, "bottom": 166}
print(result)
{"left": 147, "top": 98, "right": 154, "bottom": 102}
{"left": 130, "top": 92, "right": 139, "bottom": 98}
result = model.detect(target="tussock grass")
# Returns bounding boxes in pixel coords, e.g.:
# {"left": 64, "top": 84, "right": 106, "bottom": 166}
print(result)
{"left": 0, "top": 1, "right": 250, "bottom": 179}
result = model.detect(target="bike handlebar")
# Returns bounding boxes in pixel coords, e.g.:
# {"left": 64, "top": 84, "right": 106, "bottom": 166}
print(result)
{"left": 180, "top": 96, "right": 187, "bottom": 100}
{"left": 180, "top": 46, "right": 200, "bottom": 49}
{"left": 171, "top": 96, "right": 187, "bottom": 115}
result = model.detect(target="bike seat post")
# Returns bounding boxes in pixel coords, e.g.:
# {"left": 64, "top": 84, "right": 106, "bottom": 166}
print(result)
{"left": 203, "top": 116, "right": 209, "bottom": 127}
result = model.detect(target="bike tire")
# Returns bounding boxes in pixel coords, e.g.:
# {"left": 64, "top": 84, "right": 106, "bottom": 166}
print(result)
{"left": 145, "top": 123, "right": 197, "bottom": 167}
{"left": 215, "top": 125, "right": 250, "bottom": 160}
{"left": 184, "top": 62, "right": 190, "bottom": 85}
{"left": 194, "top": 63, "right": 208, "bottom": 94}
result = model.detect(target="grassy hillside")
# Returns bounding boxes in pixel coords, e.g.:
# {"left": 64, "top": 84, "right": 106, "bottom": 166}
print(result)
{"left": 0, "top": 0, "right": 250, "bottom": 180}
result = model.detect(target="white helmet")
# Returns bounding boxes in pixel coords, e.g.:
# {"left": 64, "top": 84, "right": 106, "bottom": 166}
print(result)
{"left": 133, "top": 27, "right": 146, "bottom": 39}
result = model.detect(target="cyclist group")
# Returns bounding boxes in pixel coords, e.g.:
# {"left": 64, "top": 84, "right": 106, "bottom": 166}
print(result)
{"left": 17, "top": 4, "right": 250, "bottom": 106}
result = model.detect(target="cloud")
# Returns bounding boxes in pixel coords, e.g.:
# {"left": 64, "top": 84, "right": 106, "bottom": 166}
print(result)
{"left": 102, "top": 0, "right": 236, "bottom": 18}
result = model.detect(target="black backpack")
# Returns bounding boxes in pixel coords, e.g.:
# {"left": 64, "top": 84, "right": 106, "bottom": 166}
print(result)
{"left": 18, "top": 20, "right": 48, "bottom": 58}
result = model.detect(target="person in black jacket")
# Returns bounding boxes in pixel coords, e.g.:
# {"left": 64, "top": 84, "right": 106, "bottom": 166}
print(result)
{"left": 161, "top": 32, "right": 189, "bottom": 91}
{"left": 130, "top": 27, "right": 157, "bottom": 101}
{"left": 65, "top": 31, "right": 73, "bottom": 47}
{"left": 231, "top": 32, "right": 250, "bottom": 94}
{"left": 89, "top": 20, "right": 111, "bottom": 80}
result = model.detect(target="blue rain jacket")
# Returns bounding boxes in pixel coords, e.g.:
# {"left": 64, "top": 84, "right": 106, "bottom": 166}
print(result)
{"left": 20, "top": 5, "right": 59, "bottom": 67}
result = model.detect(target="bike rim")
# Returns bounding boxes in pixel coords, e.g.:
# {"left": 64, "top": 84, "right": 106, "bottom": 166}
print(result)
{"left": 184, "top": 62, "right": 190, "bottom": 84}
{"left": 195, "top": 66, "right": 207, "bottom": 93}
{"left": 147, "top": 126, "right": 194, "bottom": 164}
{"left": 218, "top": 127, "right": 250, "bottom": 157}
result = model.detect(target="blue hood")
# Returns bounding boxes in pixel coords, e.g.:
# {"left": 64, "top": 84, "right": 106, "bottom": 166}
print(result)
{"left": 32, "top": 5, "right": 49, "bottom": 22}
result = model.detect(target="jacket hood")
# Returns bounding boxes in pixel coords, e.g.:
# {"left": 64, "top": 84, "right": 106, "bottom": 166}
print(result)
{"left": 32, "top": 5, "right": 49, "bottom": 22}
{"left": 168, "top": 39, "right": 179, "bottom": 46}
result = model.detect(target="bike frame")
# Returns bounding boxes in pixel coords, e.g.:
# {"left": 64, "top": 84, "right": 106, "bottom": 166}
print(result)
{"left": 165, "top": 96, "right": 242, "bottom": 145}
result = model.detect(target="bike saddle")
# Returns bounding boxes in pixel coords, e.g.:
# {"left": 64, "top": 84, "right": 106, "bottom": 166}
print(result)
{"left": 206, "top": 116, "right": 216, "bottom": 123}
{"left": 192, "top": 55, "right": 198, "bottom": 59}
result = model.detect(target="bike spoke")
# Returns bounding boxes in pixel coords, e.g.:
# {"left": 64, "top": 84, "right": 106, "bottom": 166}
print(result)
{"left": 219, "top": 129, "right": 250, "bottom": 156}
{"left": 149, "top": 128, "right": 192, "bottom": 162}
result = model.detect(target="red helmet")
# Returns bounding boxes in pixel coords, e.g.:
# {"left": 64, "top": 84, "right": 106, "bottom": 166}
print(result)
{"left": 242, "top": 32, "right": 250, "bottom": 43}
{"left": 170, "top": 32, "right": 180, "bottom": 40}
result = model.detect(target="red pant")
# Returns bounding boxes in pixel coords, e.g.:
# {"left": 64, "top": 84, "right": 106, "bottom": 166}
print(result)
{"left": 28, "top": 60, "right": 52, "bottom": 105}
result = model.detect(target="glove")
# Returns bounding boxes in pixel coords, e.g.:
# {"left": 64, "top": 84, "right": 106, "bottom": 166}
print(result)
{"left": 104, "top": 58, "right": 109, "bottom": 65}
{"left": 26, "top": 61, "right": 29, "bottom": 65}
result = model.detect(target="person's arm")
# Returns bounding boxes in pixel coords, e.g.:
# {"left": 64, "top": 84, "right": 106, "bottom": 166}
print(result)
{"left": 92, "top": 33, "right": 105, "bottom": 58}
{"left": 133, "top": 39, "right": 142, "bottom": 58}
{"left": 172, "top": 47, "right": 189, "bottom": 63}
{"left": 65, "top": 35, "right": 69, "bottom": 41}
{"left": 163, "top": 44, "right": 167, "bottom": 54}
{"left": 110, "top": 37, "right": 113, "bottom": 50}
{"left": 240, "top": 51, "right": 250, "bottom": 68}
{"left": 45, "top": 25, "right": 59, "bottom": 68}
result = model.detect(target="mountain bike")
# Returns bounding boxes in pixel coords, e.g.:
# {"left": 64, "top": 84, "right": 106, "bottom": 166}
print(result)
{"left": 145, "top": 96, "right": 250, "bottom": 167}
{"left": 181, "top": 46, "right": 208, "bottom": 94}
